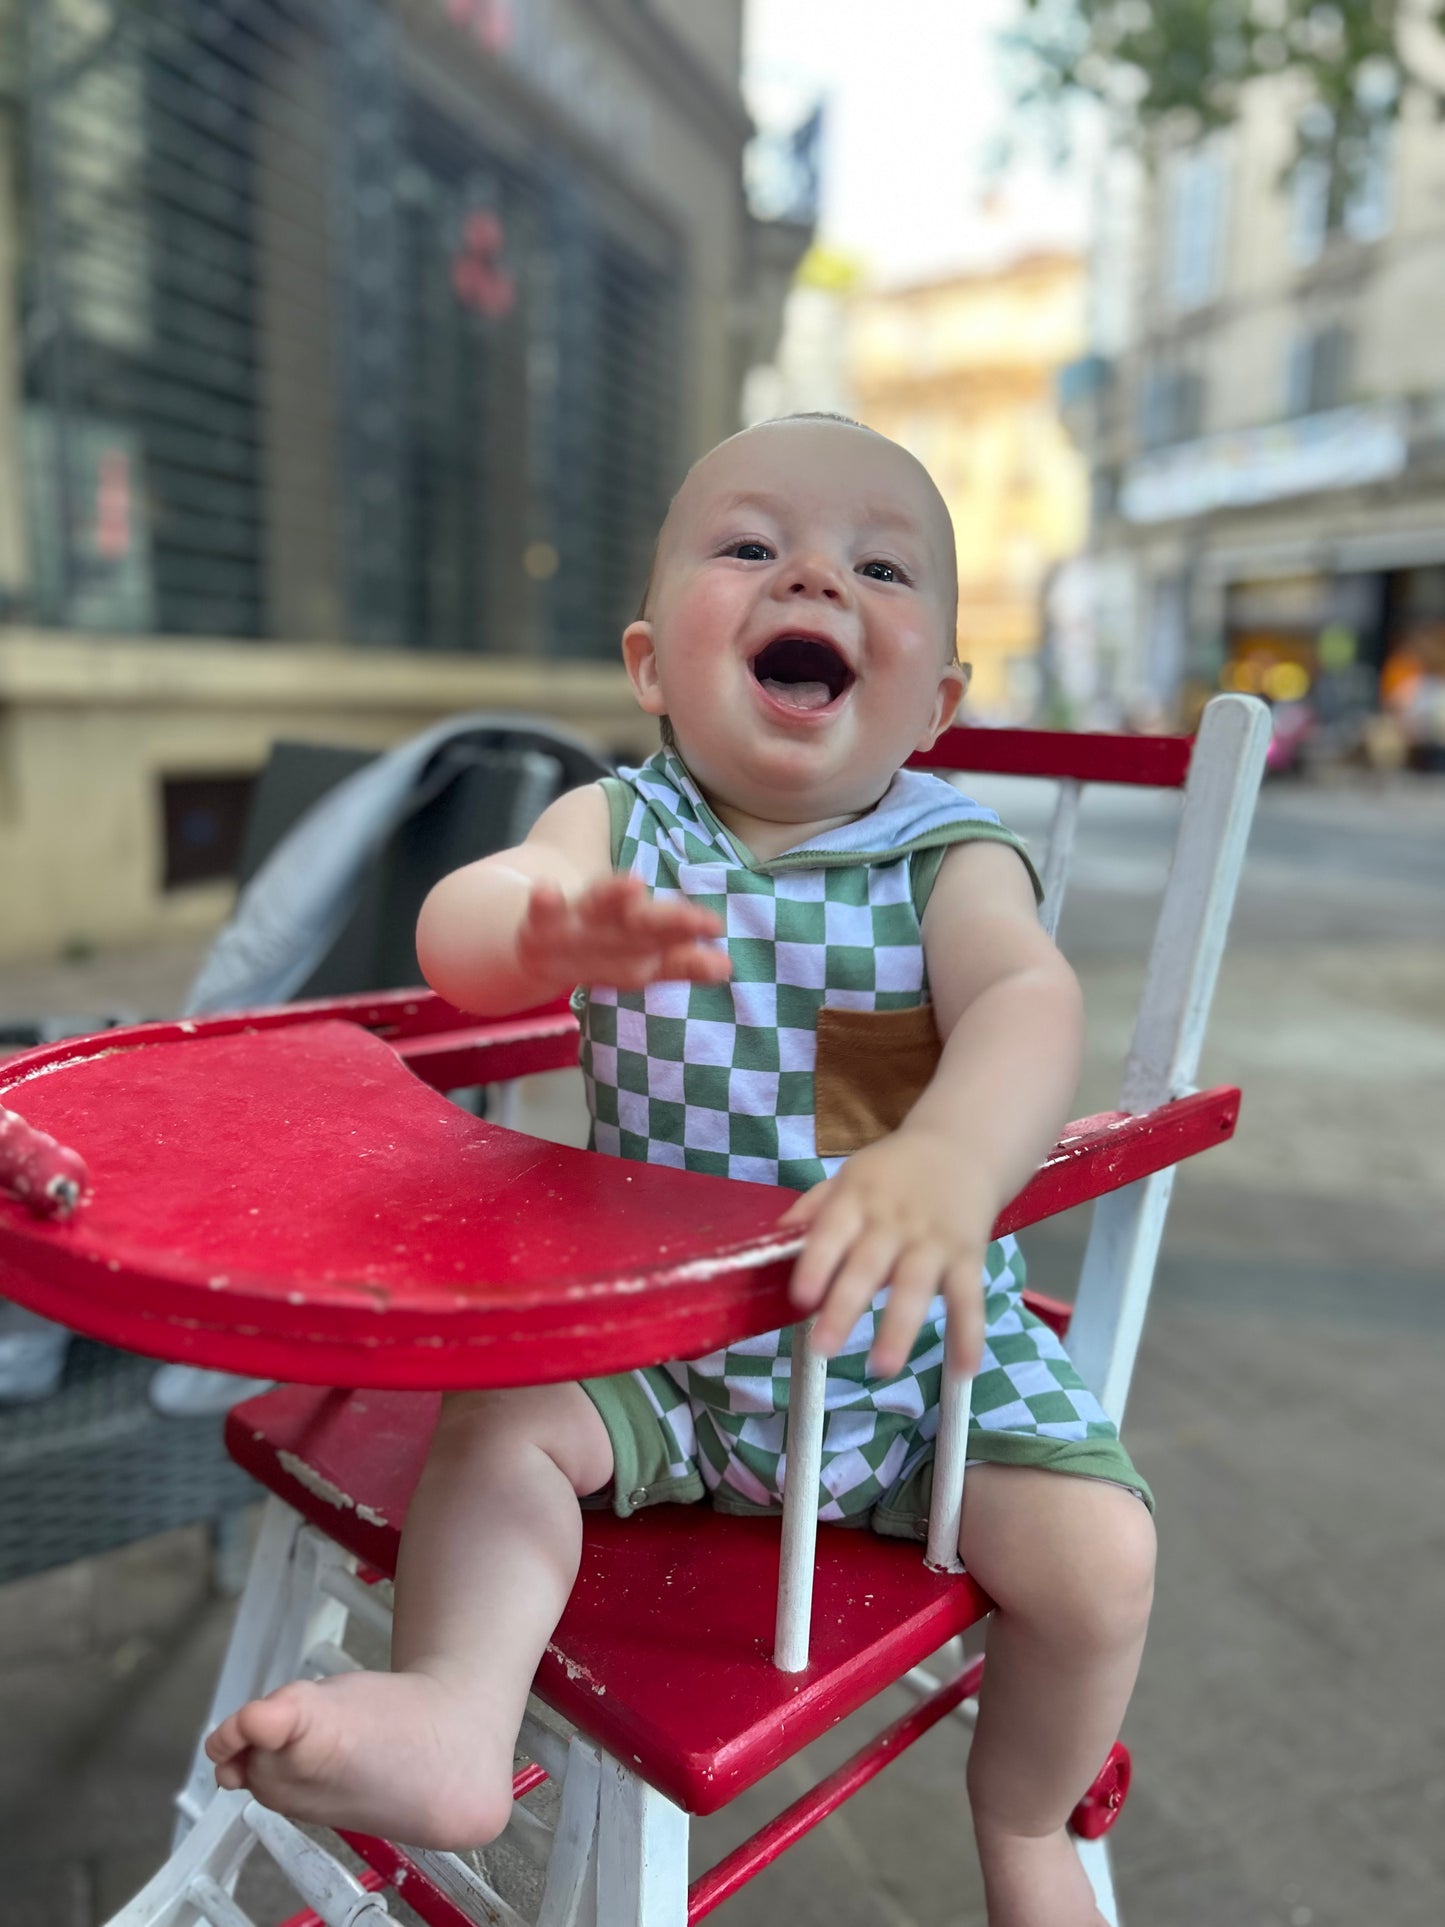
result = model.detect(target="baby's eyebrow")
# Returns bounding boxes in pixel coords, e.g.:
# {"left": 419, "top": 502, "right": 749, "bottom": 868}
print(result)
{"left": 856, "top": 504, "right": 927, "bottom": 541}
{"left": 707, "top": 491, "right": 925, "bottom": 544}
{"left": 708, "top": 489, "right": 790, "bottom": 521}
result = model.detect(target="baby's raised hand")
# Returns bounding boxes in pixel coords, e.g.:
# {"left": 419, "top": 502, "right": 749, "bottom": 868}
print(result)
{"left": 779, "top": 1129, "right": 995, "bottom": 1379}
{"left": 516, "top": 875, "right": 731, "bottom": 993}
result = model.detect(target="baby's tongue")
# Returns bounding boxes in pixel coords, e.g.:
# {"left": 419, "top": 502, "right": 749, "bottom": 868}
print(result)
{"left": 760, "top": 678, "right": 833, "bottom": 711}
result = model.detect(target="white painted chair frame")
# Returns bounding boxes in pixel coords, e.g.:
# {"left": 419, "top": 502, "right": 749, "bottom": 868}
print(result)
{"left": 107, "top": 694, "right": 1270, "bottom": 1927}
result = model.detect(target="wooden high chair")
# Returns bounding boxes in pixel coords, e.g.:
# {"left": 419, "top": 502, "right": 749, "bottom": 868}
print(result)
{"left": 0, "top": 695, "right": 1270, "bottom": 1927}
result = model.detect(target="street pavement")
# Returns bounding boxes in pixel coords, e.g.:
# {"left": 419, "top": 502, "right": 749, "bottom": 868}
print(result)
{"left": 0, "top": 774, "right": 1442, "bottom": 1926}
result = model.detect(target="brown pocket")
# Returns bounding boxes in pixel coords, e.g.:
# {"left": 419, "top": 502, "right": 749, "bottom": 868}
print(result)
{"left": 813, "top": 1003, "right": 941, "bottom": 1158}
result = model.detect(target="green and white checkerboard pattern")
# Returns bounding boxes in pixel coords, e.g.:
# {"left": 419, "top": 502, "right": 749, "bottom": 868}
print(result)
{"left": 583, "top": 852, "right": 927, "bottom": 1188}
{"left": 578, "top": 753, "right": 1127, "bottom": 1522}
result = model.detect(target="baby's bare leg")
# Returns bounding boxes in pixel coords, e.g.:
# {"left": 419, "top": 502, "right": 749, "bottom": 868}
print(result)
{"left": 205, "top": 1383, "right": 613, "bottom": 1848}
{"left": 959, "top": 1465, "right": 1156, "bottom": 1927}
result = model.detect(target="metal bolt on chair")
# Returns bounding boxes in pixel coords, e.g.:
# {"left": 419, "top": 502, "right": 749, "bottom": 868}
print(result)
{"left": 0, "top": 696, "right": 1270, "bottom": 1927}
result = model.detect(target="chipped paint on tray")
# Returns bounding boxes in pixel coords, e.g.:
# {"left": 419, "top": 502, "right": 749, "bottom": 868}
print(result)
{"left": 545, "top": 1643, "right": 607, "bottom": 1695}
{"left": 276, "top": 1450, "right": 389, "bottom": 1528}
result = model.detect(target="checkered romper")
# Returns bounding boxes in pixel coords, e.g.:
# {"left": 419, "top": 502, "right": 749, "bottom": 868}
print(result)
{"left": 577, "top": 752, "right": 1144, "bottom": 1527}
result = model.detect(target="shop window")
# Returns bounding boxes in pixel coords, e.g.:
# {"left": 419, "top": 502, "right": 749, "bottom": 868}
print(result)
{"left": 161, "top": 773, "right": 257, "bottom": 890}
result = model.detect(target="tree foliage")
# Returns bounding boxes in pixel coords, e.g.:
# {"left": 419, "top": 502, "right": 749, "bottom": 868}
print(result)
{"left": 1011, "top": 1, "right": 1445, "bottom": 165}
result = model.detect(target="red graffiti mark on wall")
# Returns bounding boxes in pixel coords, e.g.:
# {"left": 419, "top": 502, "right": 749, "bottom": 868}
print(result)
{"left": 452, "top": 208, "right": 516, "bottom": 320}
{"left": 446, "top": 0, "right": 513, "bottom": 57}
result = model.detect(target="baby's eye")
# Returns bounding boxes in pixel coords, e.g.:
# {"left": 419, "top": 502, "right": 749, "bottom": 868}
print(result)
{"left": 727, "top": 540, "right": 775, "bottom": 562}
{"left": 858, "top": 559, "right": 907, "bottom": 583}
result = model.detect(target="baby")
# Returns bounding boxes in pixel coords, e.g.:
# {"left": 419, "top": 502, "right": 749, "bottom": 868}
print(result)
{"left": 207, "top": 415, "right": 1155, "bottom": 1927}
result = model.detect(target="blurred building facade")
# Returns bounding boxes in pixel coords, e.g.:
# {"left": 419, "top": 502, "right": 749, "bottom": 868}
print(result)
{"left": 1063, "top": 76, "right": 1445, "bottom": 762}
{"left": 0, "top": 0, "right": 810, "bottom": 960}
{"left": 747, "top": 248, "right": 1090, "bottom": 721}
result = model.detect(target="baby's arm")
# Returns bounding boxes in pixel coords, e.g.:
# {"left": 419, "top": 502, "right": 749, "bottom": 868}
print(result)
{"left": 784, "top": 841, "right": 1083, "bottom": 1376}
{"left": 416, "top": 783, "right": 729, "bottom": 1017}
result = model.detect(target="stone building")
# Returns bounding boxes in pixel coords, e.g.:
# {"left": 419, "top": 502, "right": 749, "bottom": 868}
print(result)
{"left": 1064, "top": 73, "right": 1445, "bottom": 746}
{"left": 753, "top": 248, "right": 1091, "bottom": 722}
{"left": 847, "top": 253, "right": 1090, "bottom": 720}
{"left": 0, "top": 0, "right": 809, "bottom": 960}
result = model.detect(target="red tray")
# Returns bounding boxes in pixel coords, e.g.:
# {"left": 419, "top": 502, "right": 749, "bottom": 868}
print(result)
{"left": 0, "top": 994, "right": 1237, "bottom": 1391}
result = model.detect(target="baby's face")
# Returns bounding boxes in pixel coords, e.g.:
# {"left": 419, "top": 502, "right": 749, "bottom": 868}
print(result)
{"left": 623, "top": 420, "right": 967, "bottom": 825}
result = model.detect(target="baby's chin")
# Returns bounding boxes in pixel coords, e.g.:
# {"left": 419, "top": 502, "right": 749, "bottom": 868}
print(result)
{"left": 679, "top": 739, "right": 897, "bottom": 825}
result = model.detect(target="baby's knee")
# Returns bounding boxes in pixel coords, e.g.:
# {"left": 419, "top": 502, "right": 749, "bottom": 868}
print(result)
{"left": 1099, "top": 1492, "right": 1155, "bottom": 1608}
{"left": 431, "top": 1383, "right": 611, "bottom": 1495}
{"left": 1050, "top": 1491, "right": 1155, "bottom": 1649}
{"left": 983, "top": 1477, "right": 1155, "bottom": 1649}
{"left": 434, "top": 1385, "right": 521, "bottom": 1449}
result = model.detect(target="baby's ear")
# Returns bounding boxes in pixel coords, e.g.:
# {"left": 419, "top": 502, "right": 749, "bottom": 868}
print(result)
{"left": 622, "top": 620, "right": 666, "bottom": 716}
{"left": 917, "top": 659, "right": 970, "bottom": 750}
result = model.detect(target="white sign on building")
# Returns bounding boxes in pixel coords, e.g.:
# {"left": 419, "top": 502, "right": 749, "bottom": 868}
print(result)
{"left": 1120, "top": 403, "right": 1409, "bottom": 525}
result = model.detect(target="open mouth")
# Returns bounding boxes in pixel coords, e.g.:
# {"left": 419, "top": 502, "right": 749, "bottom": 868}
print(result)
{"left": 749, "top": 635, "right": 854, "bottom": 713}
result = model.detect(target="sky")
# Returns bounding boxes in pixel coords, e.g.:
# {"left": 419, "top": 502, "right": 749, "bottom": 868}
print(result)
{"left": 742, "top": 0, "right": 1092, "bottom": 287}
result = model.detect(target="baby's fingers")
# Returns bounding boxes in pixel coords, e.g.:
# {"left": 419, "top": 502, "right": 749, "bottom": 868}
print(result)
{"left": 517, "top": 882, "right": 575, "bottom": 964}
{"left": 778, "top": 1179, "right": 830, "bottom": 1233}
{"left": 652, "top": 940, "right": 732, "bottom": 984}
{"left": 788, "top": 1192, "right": 861, "bottom": 1314}
{"left": 811, "top": 1228, "right": 903, "bottom": 1359}
{"left": 941, "top": 1258, "right": 986, "bottom": 1377}
{"left": 868, "top": 1243, "right": 946, "bottom": 1379}
{"left": 522, "top": 879, "right": 569, "bottom": 929}
{"left": 612, "top": 889, "right": 724, "bottom": 942}
{"left": 583, "top": 874, "right": 647, "bottom": 911}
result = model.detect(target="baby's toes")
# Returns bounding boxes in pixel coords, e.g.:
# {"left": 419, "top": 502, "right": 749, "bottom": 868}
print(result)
{"left": 209, "top": 1685, "right": 311, "bottom": 1768}
{"left": 236, "top": 1684, "right": 315, "bottom": 1755}
{"left": 205, "top": 1712, "right": 248, "bottom": 1767}
{"left": 205, "top": 1714, "right": 254, "bottom": 1790}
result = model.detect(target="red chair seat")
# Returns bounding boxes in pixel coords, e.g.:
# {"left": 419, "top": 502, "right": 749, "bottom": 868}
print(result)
{"left": 227, "top": 1384, "right": 992, "bottom": 1815}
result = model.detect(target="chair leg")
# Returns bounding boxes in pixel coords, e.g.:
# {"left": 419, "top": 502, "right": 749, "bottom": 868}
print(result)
{"left": 158, "top": 1527, "right": 613, "bottom": 1927}
{"left": 535, "top": 1735, "right": 603, "bottom": 1927}
{"left": 114, "top": 1789, "right": 259, "bottom": 1927}
{"left": 1075, "top": 1832, "right": 1121, "bottom": 1927}
{"left": 173, "top": 1497, "right": 309, "bottom": 1843}
{"left": 594, "top": 1753, "right": 690, "bottom": 1927}
{"left": 115, "top": 1787, "right": 391, "bottom": 1927}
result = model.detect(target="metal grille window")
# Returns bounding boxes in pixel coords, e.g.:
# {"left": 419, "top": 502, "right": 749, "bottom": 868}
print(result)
{"left": 160, "top": 769, "right": 257, "bottom": 887}
{"left": 19, "top": 0, "right": 682, "bottom": 654}
{"left": 22, "top": 0, "right": 275, "bottom": 636}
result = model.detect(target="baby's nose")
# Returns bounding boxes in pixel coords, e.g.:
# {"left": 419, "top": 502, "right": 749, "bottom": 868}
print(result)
{"left": 787, "top": 557, "right": 844, "bottom": 599}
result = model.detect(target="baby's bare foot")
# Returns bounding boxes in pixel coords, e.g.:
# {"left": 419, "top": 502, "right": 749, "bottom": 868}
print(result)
{"left": 205, "top": 1670, "right": 513, "bottom": 1849}
{"left": 973, "top": 1821, "right": 1107, "bottom": 1927}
